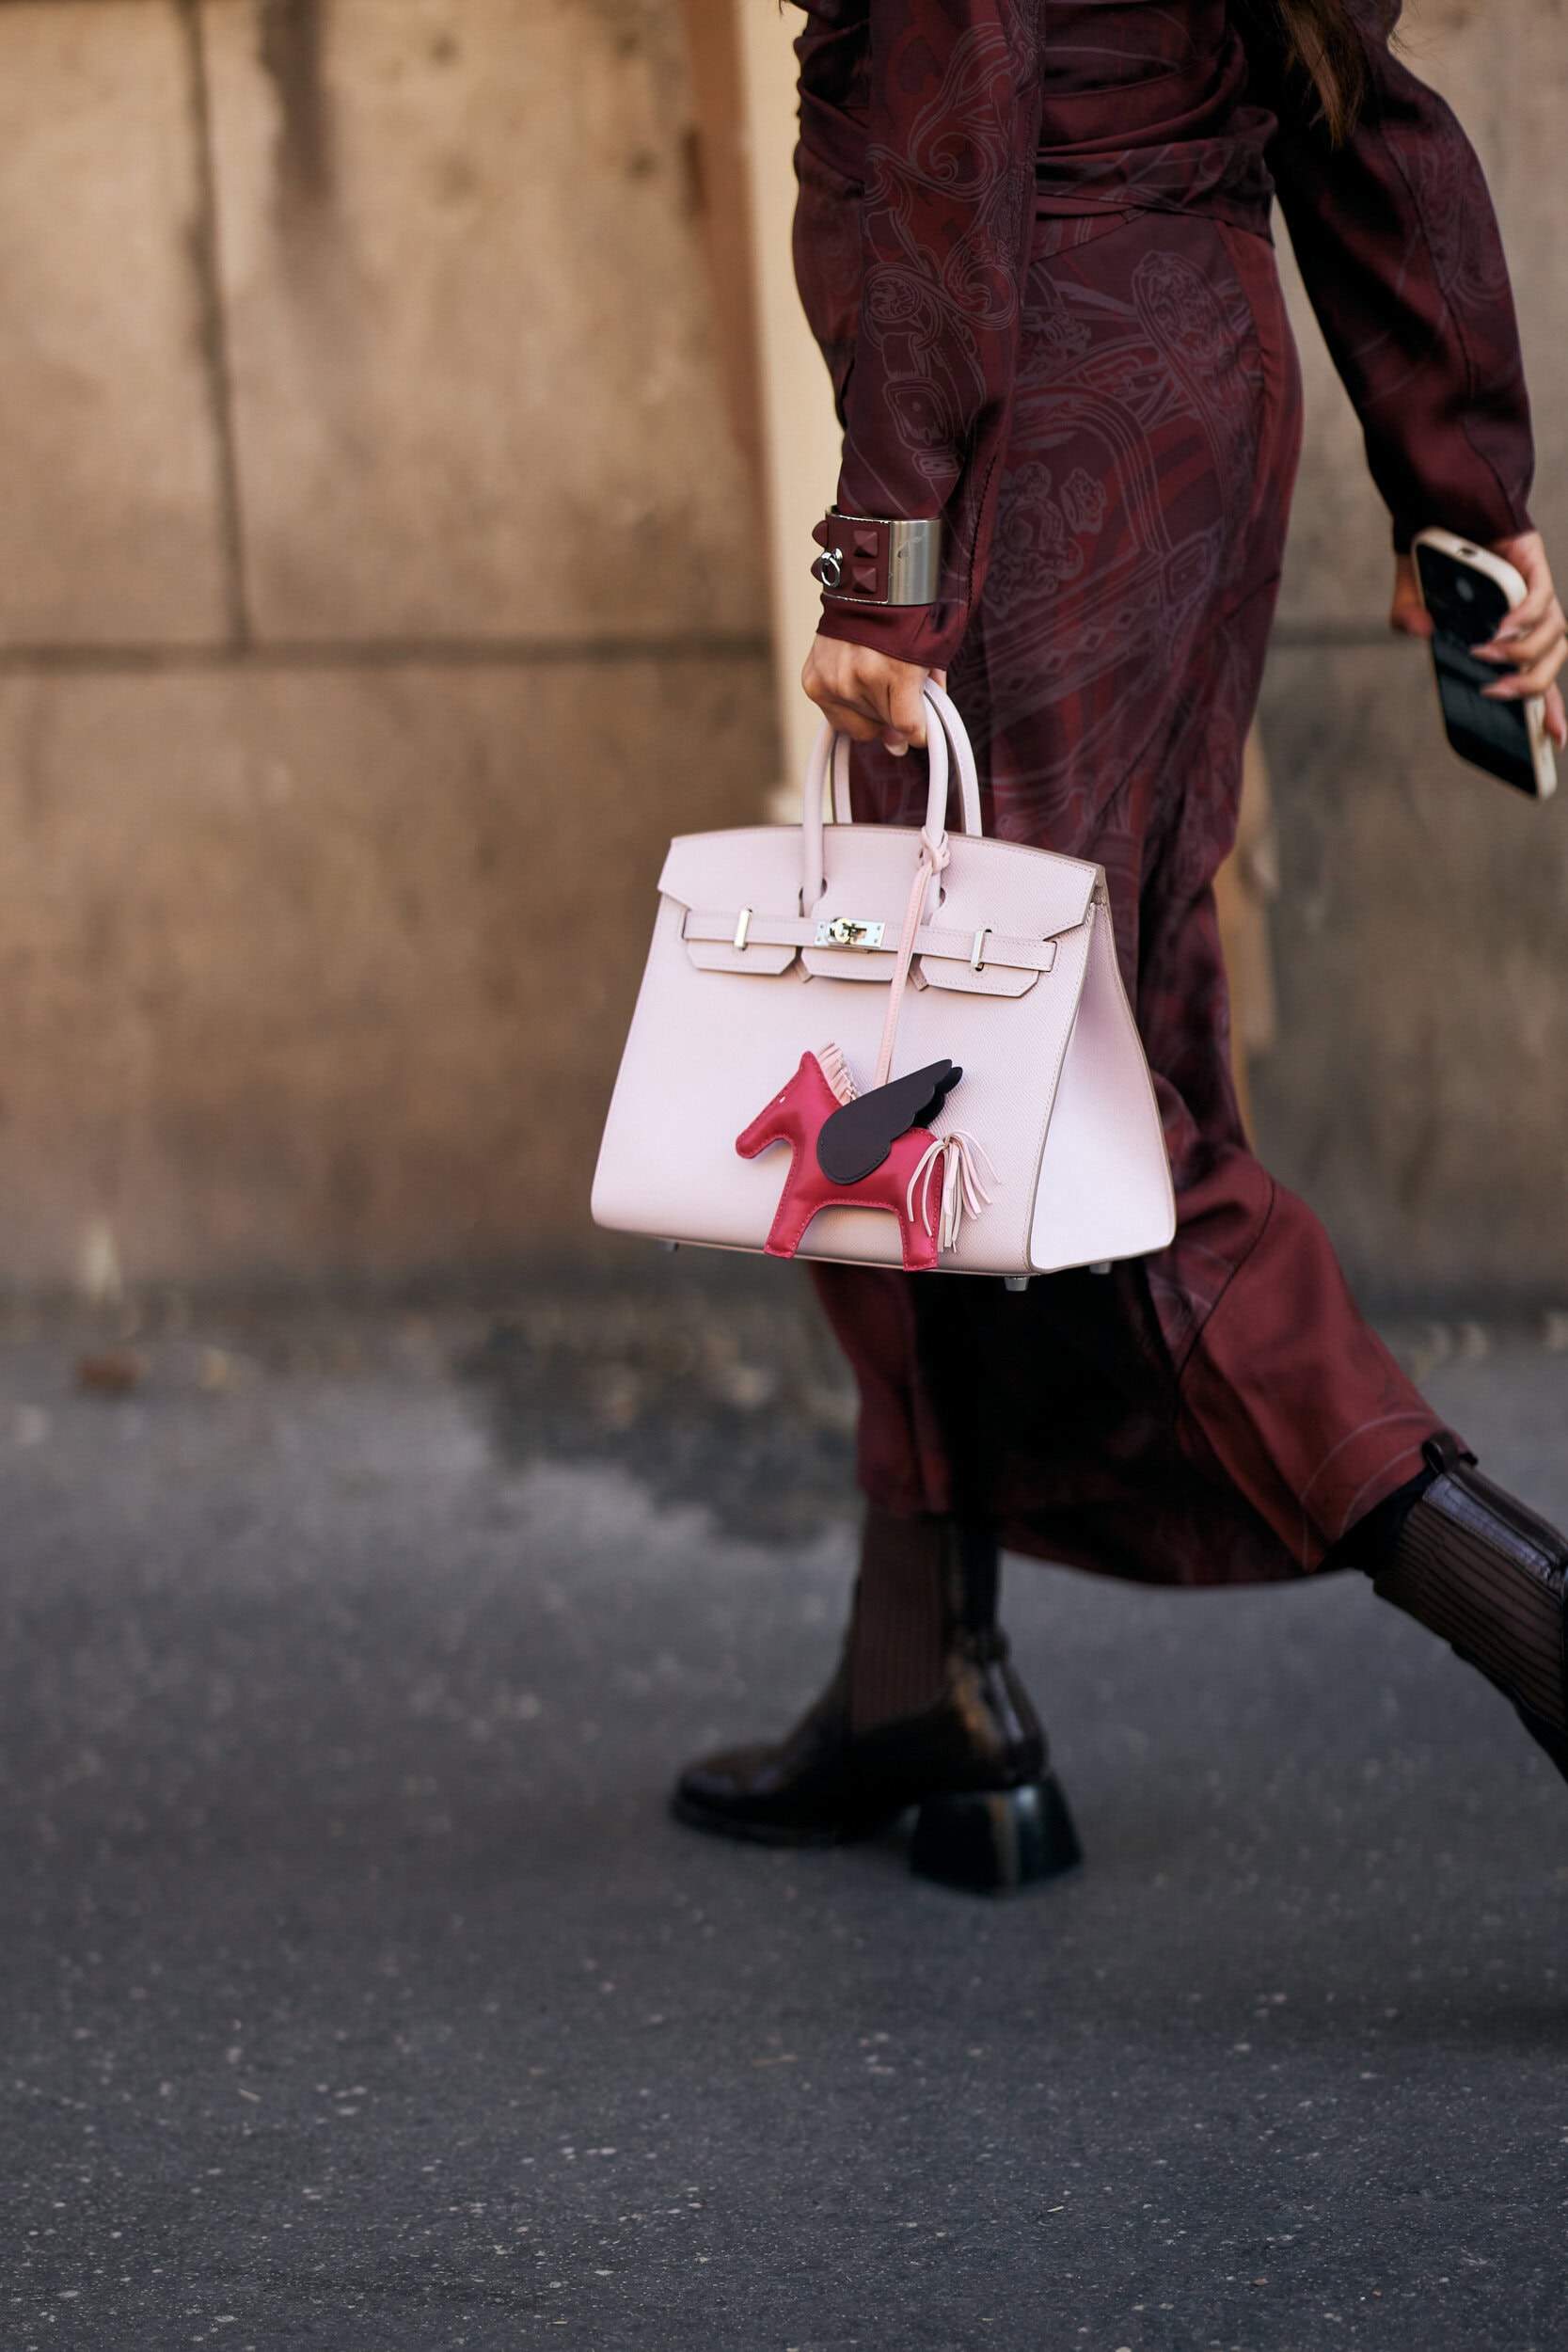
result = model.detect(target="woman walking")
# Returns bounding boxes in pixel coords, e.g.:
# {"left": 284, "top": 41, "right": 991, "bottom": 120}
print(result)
{"left": 673, "top": 0, "right": 1568, "bottom": 1875}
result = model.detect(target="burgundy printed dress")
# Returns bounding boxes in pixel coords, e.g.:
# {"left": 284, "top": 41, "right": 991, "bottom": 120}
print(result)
{"left": 791, "top": 0, "right": 1535, "bottom": 1585}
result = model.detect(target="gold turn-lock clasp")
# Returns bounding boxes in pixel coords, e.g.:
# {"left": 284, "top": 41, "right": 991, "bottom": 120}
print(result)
{"left": 814, "top": 916, "right": 887, "bottom": 949}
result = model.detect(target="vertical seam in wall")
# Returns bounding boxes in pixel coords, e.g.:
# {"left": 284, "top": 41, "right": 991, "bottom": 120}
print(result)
{"left": 177, "top": 0, "right": 251, "bottom": 648}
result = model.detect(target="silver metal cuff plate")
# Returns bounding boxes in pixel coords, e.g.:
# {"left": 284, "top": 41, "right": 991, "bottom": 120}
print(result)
{"left": 810, "top": 511, "right": 942, "bottom": 607}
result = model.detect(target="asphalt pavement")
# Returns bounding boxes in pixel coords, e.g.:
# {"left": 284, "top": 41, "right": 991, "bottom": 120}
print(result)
{"left": 2, "top": 1263, "right": 1567, "bottom": 2351}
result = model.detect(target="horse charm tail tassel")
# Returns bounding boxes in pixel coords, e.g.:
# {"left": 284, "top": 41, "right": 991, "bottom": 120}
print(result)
{"left": 907, "top": 1131, "right": 997, "bottom": 1254}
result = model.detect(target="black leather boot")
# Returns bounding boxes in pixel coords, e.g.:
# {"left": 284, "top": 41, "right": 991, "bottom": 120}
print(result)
{"left": 1370, "top": 1434, "right": 1568, "bottom": 1779}
{"left": 672, "top": 1511, "right": 1082, "bottom": 1891}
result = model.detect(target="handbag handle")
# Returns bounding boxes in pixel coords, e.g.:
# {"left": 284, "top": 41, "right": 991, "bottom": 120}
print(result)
{"left": 924, "top": 682, "right": 982, "bottom": 834}
{"left": 830, "top": 733, "right": 853, "bottom": 825}
{"left": 800, "top": 681, "right": 982, "bottom": 910}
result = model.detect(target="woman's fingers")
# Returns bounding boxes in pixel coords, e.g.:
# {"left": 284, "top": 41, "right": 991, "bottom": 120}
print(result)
{"left": 1437, "top": 528, "right": 1568, "bottom": 707}
{"left": 1481, "top": 642, "right": 1567, "bottom": 699}
{"left": 800, "top": 644, "right": 884, "bottom": 739}
{"left": 1477, "top": 530, "right": 1565, "bottom": 667}
{"left": 804, "top": 674, "right": 890, "bottom": 742}
{"left": 883, "top": 665, "right": 929, "bottom": 751}
{"left": 816, "top": 698, "right": 889, "bottom": 743}
{"left": 1478, "top": 596, "right": 1565, "bottom": 675}
{"left": 1480, "top": 573, "right": 1552, "bottom": 647}
{"left": 1390, "top": 552, "right": 1432, "bottom": 639}
{"left": 1546, "top": 684, "right": 1567, "bottom": 751}
{"left": 1498, "top": 596, "right": 1564, "bottom": 667}
{"left": 1476, "top": 583, "right": 1555, "bottom": 655}
{"left": 800, "top": 636, "right": 932, "bottom": 753}
{"left": 1483, "top": 529, "right": 1552, "bottom": 629}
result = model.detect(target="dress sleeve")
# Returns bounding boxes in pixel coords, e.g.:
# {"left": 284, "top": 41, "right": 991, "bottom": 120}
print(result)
{"left": 811, "top": 0, "right": 1044, "bottom": 666}
{"left": 1250, "top": 0, "right": 1533, "bottom": 552}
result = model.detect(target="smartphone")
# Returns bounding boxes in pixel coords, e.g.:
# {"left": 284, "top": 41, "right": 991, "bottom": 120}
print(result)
{"left": 1412, "top": 527, "right": 1556, "bottom": 799}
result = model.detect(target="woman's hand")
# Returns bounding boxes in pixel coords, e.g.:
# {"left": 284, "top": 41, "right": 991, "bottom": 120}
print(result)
{"left": 1391, "top": 529, "right": 1567, "bottom": 749}
{"left": 801, "top": 636, "right": 943, "bottom": 756}
{"left": 1481, "top": 532, "right": 1568, "bottom": 748}
{"left": 1388, "top": 553, "right": 1430, "bottom": 644}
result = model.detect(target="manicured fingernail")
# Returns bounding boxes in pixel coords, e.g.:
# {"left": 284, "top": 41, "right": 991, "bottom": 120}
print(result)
{"left": 886, "top": 740, "right": 908, "bottom": 757}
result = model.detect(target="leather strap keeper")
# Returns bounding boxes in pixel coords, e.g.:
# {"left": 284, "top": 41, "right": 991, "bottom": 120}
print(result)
{"left": 812, "top": 511, "right": 942, "bottom": 607}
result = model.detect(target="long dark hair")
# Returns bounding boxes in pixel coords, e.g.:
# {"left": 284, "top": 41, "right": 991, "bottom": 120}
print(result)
{"left": 1267, "top": 0, "right": 1369, "bottom": 140}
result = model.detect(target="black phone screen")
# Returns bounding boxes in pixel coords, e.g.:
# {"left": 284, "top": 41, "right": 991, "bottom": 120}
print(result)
{"left": 1414, "top": 542, "right": 1540, "bottom": 795}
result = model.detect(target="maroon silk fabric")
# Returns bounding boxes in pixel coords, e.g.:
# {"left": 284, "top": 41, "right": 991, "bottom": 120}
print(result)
{"left": 798, "top": 0, "right": 1532, "bottom": 669}
{"left": 789, "top": 0, "right": 1536, "bottom": 1585}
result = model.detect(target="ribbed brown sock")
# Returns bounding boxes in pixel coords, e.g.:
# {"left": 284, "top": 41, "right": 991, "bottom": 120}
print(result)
{"left": 847, "top": 1507, "right": 948, "bottom": 1737}
{"left": 1370, "top": 1438, "right": 1568, "bottom": 1737}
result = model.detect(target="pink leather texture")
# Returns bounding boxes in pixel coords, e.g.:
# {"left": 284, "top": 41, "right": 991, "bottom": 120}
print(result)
{"left": 591, "top": 688, "right": 1175, "bottom": 1277}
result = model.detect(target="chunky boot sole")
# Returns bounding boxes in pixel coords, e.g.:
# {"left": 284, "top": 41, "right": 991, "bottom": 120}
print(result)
{"left": 671, "top": 1772, "right": 1086, "bottom": 1891}
{"left": 911, "top": 1774, "right": 1083, "bottom": 1895}
{"left": 668, "top": 1788, "right": 884, "bottom": 1850}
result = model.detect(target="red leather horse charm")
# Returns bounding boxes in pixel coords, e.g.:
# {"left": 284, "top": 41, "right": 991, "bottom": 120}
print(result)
{"left": 736, "top": 1050, "right": 941, "bottom": 1272}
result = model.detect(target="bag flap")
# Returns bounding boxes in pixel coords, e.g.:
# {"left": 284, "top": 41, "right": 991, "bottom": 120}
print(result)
{"left": 808, "top": 825, "right": 1100, "bottom": 944}
{"left": 659, "top": 822, "right": 1100, "bottom": 943}
{"left": 658, "top": 826, "right": 810, "bottom": 919}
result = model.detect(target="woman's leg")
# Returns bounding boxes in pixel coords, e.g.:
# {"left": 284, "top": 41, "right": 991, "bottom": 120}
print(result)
{"left": 1347, "top": 1438, "right": 1568, "bottom": 1774}
{"left": 672, "top": 1506, "right": 1081, "bottom": 1887}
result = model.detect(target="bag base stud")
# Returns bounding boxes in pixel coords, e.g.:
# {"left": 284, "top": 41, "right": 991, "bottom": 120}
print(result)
{"left": 1003, "top": 1275, "right": 1030, "bottom": 1292}
{"left": 910, "top": 1776, "right": 1083, "bottom": 1894}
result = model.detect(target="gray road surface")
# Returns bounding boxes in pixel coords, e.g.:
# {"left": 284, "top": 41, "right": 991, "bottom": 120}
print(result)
{"left": 1, "top": 1272, "right": 1565, "bottom": 2350}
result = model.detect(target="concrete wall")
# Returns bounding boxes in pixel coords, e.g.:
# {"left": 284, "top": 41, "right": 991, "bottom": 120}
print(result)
{"left": 0, "top": 0, "right": 772, "bottom": 1290}
{"left": 0, "top": 0, "right": 1563, "bottom": 1298}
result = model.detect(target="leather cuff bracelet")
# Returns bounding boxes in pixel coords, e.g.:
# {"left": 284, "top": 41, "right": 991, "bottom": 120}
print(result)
{"left": 811, "top": 511, "right": 942, "bottom": 607}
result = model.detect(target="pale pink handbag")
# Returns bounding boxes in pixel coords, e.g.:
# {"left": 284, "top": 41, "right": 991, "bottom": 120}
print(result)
{"left": 592, "top": 686, "right": 1174, "bottom": 1281}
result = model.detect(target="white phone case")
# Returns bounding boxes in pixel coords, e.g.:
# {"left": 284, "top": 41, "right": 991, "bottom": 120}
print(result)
{"left": 1412, "top": 526, "right": 1557, "bottom": 799}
